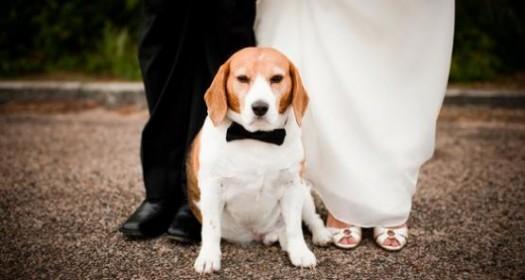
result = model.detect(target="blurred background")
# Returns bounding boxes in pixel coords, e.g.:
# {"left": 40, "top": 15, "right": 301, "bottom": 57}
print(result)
{"left": 0, "top": 0, "right": 524, "bottom": 85}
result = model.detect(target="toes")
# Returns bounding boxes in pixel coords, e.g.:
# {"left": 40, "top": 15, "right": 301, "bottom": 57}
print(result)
{"left": 288, "top": 246, "right": 317, "bottom": 268}
{"left": 290, "top": 249, "right": 317, "bottom": 267}
{"left": 194, "top": 258, "right": 221, "bottom": 273}
{"left": 383, "top": 237, "right": 401, "bottom": 247}
{"left": 194, "top": 250, "right": 221, "bottom": 273}
{"left": 339, "top": 236, "right": 357, "bottom": 245}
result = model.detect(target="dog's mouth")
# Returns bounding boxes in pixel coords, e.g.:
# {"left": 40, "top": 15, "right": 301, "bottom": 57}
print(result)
{"left": 250, "top": 116, "right": 269, "bottom": 124}
{"left": 247, "top": 117, "right": 280, "bottom": 132}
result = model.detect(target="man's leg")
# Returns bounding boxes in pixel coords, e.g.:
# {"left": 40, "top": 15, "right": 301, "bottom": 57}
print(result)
{"left": 119, "top": 0, "right": 195, "bottom": 238}
{"left": 120, "top": 0, "right": 256, "bottom": 239}
{"left": 166, "top": 0, "right": 257, "bottom": 242}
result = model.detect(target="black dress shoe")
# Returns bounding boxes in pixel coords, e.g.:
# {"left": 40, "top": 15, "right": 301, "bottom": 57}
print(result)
{"left": 166, "top": 204, "right": 201, "bottom": 243}
{"left": 119, "top": 200, "right": 176, "bottom": 238}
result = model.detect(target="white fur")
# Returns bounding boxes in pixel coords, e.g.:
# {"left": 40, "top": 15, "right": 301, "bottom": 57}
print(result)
{"left": 194, "top": 95, "right": 331, "bottom": 273}
{"left": 235, "top": 75, "right": 287, "bottom": 132}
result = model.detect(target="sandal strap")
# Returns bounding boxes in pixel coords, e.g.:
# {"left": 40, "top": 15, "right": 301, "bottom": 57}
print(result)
{"left": 373, "top": 226, "right": 408, "bottom": 239}
{"left": 328, "top": 226, "right": 362, "bottom": 241}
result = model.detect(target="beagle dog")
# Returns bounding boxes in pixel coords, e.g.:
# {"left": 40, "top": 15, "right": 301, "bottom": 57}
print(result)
{"left": 186, "top": 47, "right": 332, "bottom": 273}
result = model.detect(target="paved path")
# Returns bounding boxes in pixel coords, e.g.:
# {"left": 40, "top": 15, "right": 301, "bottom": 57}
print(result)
{"left": 0, "top": 105, "right": 524, "bottom": 279}
{"left": 2, "top": 81, "right": 525, "bottom": 108}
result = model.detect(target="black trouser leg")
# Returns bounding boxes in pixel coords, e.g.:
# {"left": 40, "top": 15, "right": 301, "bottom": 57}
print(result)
{"left": 120, "top": 0, "right": 256, "bottom": 238}
{"left": 138, "top": 2, "right": 191, "bottom": 205}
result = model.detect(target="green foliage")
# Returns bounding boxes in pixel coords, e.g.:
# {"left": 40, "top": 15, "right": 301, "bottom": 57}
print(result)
{"left": 0, "top": 0, "right": 142, "bottom": 79}
{"left": 82, "top": 25, "right": 141, "bottom": 80}
{"left": 0, "top": 0, "right": 524, "bottom": 82}
{"left": 450, "top": 28, "right": 500, "bottom": 81}
{"left": 450, "top": 0, "right": 525, "bottom": 82}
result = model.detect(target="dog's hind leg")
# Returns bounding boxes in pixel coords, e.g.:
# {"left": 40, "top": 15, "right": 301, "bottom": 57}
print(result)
{"left": 262, "top": 229, "right": 279, "bottom": 245}
{"left": 302, "top": 186, "right": 332, "bottom": 246}
{"left": 278, "top": 227, "right": 287, "bottom": 250}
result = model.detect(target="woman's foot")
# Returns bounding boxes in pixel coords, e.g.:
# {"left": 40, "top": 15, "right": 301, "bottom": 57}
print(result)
{"left": 373, "top": 224, "right": 408, "bottom": 251}
{"left": 326, "top": 213, "right": 362, "bottom": 249}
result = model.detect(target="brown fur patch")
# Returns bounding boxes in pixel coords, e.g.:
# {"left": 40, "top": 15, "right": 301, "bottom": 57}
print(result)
{"left": 226, "top": 88, "right": 241, "bottom": 113}
{"left": 204, "top": 63, "right": 229, "bottom": 126}
{"left": 186, "top": 132, "right": 202, "bottom": 223}
{"left": 299, "top": 159, "right": 306, "bottom": 178}
{"left": 289, "top": 63, "right": 309, "bottom": 126}
{"left": 227, "top": 47, "right": 296, "bottom": 116}
{"left": 278, "top": 87, "right": 293, "bottom": 114}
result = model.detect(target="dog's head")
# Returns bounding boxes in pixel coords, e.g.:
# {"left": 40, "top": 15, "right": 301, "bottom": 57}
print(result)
{"left": 204, "top": 47, "right": 309, "bottom": 132}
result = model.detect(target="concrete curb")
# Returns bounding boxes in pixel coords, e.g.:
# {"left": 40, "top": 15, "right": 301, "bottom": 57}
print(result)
{"left": 0, "top": 81, "right": 146, "bottom": 108}
{"left": 1, "top": 81, "right": 525, "bottom": 108}
{"left": 444, "top": 88, "right": 525, "bottom": 108}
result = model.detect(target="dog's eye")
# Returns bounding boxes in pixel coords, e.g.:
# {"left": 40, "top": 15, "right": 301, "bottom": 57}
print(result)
{"left": 236, "top": 75, "right": 250, "bottom": 83}
{"left": 270, "top": 74, "right": 283, "bottom": 84}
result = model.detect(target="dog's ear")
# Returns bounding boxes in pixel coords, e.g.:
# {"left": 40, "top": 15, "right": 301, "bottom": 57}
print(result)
{"left": 289, "top": 62, "right": 309, "bottom": 126}
{"left": 204, "top": 60, "right": 230, "bottom": 126}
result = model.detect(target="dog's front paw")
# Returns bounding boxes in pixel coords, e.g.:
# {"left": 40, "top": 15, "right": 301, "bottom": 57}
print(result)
{"left": 194, "top": 248, "right": 221, "bottom": 273}
{"left": 288, "top": 245, "right": 317, "bottom": 268}
{"left": 312, "top": 226, "right": 332, "bottom": 246}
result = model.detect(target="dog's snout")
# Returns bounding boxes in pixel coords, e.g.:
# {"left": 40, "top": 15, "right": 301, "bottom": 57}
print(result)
{"left": 251, "top": 101, "right": 269, "bottom": 117}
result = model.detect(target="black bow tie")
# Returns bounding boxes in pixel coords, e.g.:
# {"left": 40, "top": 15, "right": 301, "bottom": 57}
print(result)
{"left": 226, "top": 122, "right": 286, "bottom": 145}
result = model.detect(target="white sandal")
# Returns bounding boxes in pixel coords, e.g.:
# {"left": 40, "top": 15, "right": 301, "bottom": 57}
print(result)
{"left": 328, "top": 226, "right": 362, "bottom": 249}
{"left": 373, "top": 225, "right": 408, "bottom": 251}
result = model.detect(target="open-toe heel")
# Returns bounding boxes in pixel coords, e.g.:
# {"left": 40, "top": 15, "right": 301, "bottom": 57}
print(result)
{"left": 373, "top": 225, "right": 408, "bottom": 251}
{"left": 328, "top": 226, "right": 362, "bottom": 249}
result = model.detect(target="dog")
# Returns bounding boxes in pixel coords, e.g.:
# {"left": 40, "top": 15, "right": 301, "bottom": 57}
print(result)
{"left": 186, "top": 47, "right": 332, "bottom": 273}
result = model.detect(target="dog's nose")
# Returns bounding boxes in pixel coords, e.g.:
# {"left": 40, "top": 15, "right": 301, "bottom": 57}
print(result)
{"left": 251, "top": 101, "right": 269, "bottom": 117}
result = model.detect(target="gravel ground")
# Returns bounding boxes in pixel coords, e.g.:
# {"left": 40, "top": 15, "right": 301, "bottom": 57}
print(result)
{"left": 0, "top": 103, "right": 524, "bottom": 279}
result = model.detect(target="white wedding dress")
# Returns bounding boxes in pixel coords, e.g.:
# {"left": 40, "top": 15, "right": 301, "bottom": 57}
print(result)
{"left": 255, "top": 0, "right": 454, "bottom": 227}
